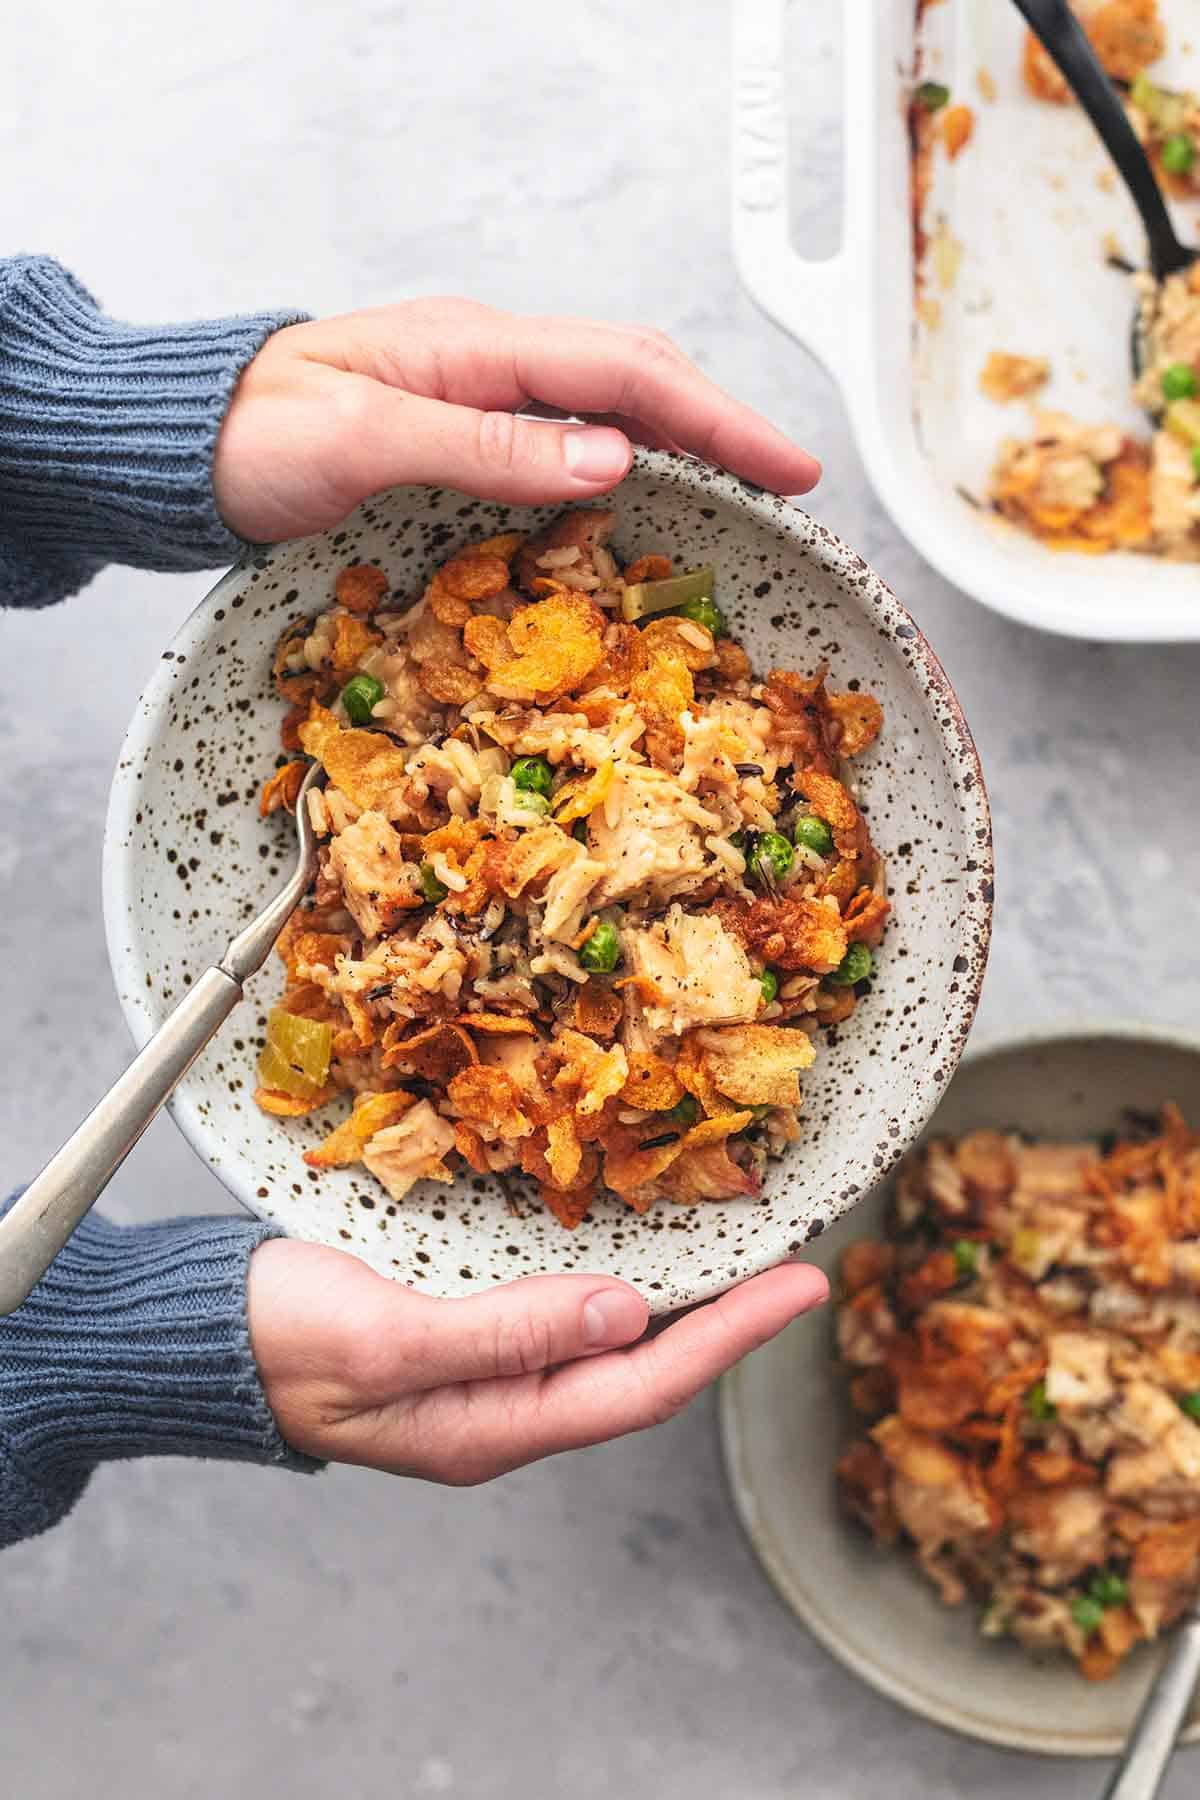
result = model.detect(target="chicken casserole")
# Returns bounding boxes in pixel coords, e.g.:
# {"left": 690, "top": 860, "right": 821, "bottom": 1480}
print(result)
{"left": 836, "top": 1110, "right": 1200, "bottom": 1680}
{"left": 252, "top": 508, "right": 891, "bottom": 1227}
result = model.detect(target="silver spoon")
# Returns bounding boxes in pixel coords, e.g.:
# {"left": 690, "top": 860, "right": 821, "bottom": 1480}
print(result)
{"left": 0, "top": 761, "right": 325, "bottom": 1316}
{"left": 1012, "top": 0, "right": 1197, "bottom": 381}
{"left": 1100, "top": 1605, "right": 1200, "bottom": 1800}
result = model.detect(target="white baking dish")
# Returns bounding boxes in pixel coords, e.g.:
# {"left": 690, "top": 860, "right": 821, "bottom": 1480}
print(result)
{"left": 732, "top": 0, "right": 1200, "bottom": 642}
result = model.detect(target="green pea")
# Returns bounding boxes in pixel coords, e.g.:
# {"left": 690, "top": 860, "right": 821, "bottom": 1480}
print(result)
{"left": 1162, "top": 132, "right": 1196, "bottom": 176}
{"left": 1178, "top": 1391, "right": 1200, "bottom": 1419}
{"left": 758, "top": 969, "right": 779, "bottom": 1005}
{"left": 1190, "top": 445, "right": 1200, "bottom": 481}
{"left": 672, "top": 594, "right": 727, "bottom": 637}
{"left": 1070, "top": 1596, "right": 1105, "bottom": 1636}
{"left": 340, "top": 672, "right": 386, "bottom": 725}
{"left": 516, "top": 791, "right": 551, "bottom": 817}
{"left": 664, "top": 1094, "right": 701, "bottom": 1128}
{"left": 915, "top": 80, "right": 950, "bottom": 111}
{"left": 1088, "top": 1570, "right": 1128, "bottom": 1609}
{"left": 1161, "top": 361, "right": 1197, "bottom": 402}
{"left": 511, "top": 755, "right": 554, "bottom": 797}
{"left": 1027, "top": 1378, "right": 1056, "bottom": 1422}
{"left": 794, "top": 814, "right": 834, "bottom": 857}
{"left": 829, "top": 943, "right": 873, "bottom": 987}
{"left": 952, "top": 1239, "right": 979, "bottom": 1278}
{"left": 418, "top": 862, "right": 449, "bottom": 904}
{"left": 579, "top": 920, "right": 621, "bottom": 974}
{"left": 748, "top": 831, "right": 794, "bottom": 887}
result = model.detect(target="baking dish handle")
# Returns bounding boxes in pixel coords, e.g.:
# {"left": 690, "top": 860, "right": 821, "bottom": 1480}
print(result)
{"left": 731, "top": 0, "right": 847, "bottom": 373}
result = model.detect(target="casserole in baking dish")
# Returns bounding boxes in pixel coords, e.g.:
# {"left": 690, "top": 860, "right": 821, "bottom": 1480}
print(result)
{"left": 732, "top": 0, "right": 1200, "bottom": 641}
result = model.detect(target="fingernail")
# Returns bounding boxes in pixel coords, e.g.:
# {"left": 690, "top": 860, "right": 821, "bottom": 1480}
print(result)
{"left": 785, "top": 1265, "right": 831, "bottom": 1309}
{"left": 563, "top": 427, "right": 631, "bottom": 485}
{"left": 583, "top": 1287, "right": 647, "bottom": 1347}
{"left": 784, "top": 457, "right": 822, "bottom": 498}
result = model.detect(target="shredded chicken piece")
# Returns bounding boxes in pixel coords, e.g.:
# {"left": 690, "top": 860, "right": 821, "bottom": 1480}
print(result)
{"left": 362, "top": 1101, "right": 457, "bottom": 1200}
{"left": 621, "top": 907, "right": 762, "bottom": 1041}
{"left": 327, "top": 812, "right": 421, "bottom": 938}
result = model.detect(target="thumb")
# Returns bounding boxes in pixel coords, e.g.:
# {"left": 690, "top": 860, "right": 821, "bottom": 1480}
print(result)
{"left": 350, "top": 387, "right": 634, "bottom": 503}
{"left": 375, "top": 1272, "right": 650, "bottom": 1392}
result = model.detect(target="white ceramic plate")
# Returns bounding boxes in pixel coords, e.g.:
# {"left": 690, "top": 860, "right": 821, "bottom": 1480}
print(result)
{"left": 102, "top": 451, "right": 991, "bottom": 1311}
{"left": 732, "top": 0, "right": 1200, "bottom": 642}
{"left": 719, "top": 1026, "right": 1200, "bottom": 1756}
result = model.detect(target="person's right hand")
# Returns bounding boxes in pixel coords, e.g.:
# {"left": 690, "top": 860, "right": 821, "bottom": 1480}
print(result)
{"left": 247, "top": 1241, "right": 827, "bottom": 1485}
{"left": 213, "top": 297, "right": 821, "bottom": 544}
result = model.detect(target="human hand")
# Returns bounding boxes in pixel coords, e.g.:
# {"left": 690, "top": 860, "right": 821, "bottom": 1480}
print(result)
{"left": 247, "top": 1240, "right": 827, "bottom": 1484}
{"left": 213, "top": 297, "right": 820, "bottom": 543}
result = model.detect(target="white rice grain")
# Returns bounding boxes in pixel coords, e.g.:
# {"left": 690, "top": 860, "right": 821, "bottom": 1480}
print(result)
{"left": 707, "top": 834, "right": 746, "bottom": 876}
{"left": 529, "top": 945, "right": 589, "bottom": 984}
{"left": 306, "top": 788, "right": 330, "bottom": 834}
{"left": 429, "top": 851, "right": 469, "bottom": 893}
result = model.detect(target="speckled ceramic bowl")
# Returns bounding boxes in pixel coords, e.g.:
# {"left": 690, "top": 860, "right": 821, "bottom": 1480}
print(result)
{"left": 718, "top": 1026, "right": 1200, "bottom": 1755}
{"left": 102, "top": 451, "right": 992, "bottom": 1311}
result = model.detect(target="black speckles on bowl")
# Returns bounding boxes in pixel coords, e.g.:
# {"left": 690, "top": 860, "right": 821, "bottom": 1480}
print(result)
{"left": 101, "top": 451, "right": 993, "bottom": 1313}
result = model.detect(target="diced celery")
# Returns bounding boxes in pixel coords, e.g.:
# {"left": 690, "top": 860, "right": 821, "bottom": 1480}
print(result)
{"left": 1130, "top": 71, "right": 1161, "bottom": 118}
{"left": 1166, "top": 398, "right": 1200, "bottom": 446}
{"left": 1010, "top": 1226, "right": 1042, "bottom": 1274}
{"left": 1130, "top": 72, "right": 1189, "bottom": 134}
{"left": 620, "top": 563, "right": 715, "bottom": 624}
{"left": 258, "top": 1008, "right": 333, "bottom": 1096}
{"left": 980, "top": 1598, "right": 1012, "bottom": 1639}
{"left": 258, "top": 1041, "right": 313, "bottom": 1098}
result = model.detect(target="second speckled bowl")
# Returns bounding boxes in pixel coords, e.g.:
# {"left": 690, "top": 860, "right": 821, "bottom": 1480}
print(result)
{"left": 101, "top": 451, "right": 992, "bottom": 1311}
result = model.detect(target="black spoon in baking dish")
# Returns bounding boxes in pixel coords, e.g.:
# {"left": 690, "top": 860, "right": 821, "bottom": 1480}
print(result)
{"left": 1013, "top": 0, "right": 1196, "bottom": 381}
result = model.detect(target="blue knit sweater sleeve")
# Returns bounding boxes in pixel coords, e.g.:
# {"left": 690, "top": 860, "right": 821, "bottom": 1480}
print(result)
{"left": 0, "top": 255, "right": 320, "bottom": 1545}
{"left": 0, "top": 1202, "right": 319, "bottom": 1549}
{"left": 0, "top": 254, "right": 308, "bottom": 608}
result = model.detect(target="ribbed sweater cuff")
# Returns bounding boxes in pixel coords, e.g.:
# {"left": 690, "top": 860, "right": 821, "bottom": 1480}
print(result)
{"left": 0, "top": 1207, "right": 319, "bottom": 1548}
{"left": 0, "top": 255, "right": 307, "bottom": 606}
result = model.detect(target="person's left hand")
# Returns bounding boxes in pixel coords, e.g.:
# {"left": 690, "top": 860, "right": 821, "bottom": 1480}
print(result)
{"left": 247, "top": 1240, "right": 827, "bottom": 1484}
{"left": 213, "top": 297, "right": 820, "bottom": 543}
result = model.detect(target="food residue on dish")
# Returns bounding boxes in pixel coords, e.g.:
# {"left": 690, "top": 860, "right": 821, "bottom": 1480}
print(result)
{"left": 1023, "top": 1, "right": 1198, "bottom": 198}
{"left": 986, "top": 265, "right": 1200, "bottom": 557}
{"left": 913, "top": 0, "right": 1200, "bottom": 558}
{"left": 1022, "top": 0, "right": 1166, "bottom": 102}
{"left": 909, "top": 77, "right": 974, "bottom": 281}
{"left": 253, "top": 511, "right": 890, "bottom": 1229}
{"left": 990, "top": 410, "right": 1154, "bottom": 553}
{"left": 834, "top": 1108, "right": 1200, "bottom": 1682}
{"left": 978, "top": 352, "right": 1051, "bottom": 403}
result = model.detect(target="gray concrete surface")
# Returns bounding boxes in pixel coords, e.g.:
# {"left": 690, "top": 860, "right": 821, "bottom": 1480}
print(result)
{"left": 3, "top": 2, "right": 1199, "bottom": 1795}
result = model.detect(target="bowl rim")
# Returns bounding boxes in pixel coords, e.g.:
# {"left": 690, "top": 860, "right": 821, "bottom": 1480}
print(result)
{"left": 101, "top": 450, "right": 994, "bottom": 1300}
{"left": 717, "top": 1018, "right": 1200, "bottom": 1756}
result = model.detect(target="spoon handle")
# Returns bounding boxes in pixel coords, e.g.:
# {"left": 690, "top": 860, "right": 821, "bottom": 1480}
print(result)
{"left": 1101, "top": 1612, "right": 1200, "bottom": 1799}
{"left": 1012, "top": 0, "right": 1191, "bottom": 280}
{"left": 0, "top": 764, "right": 324, "bottom": 1316}
{"left": 0, "top": 965, "right": 243, "bottom": 1316}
